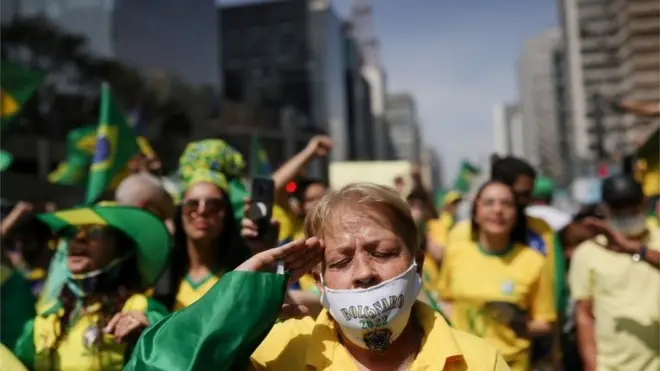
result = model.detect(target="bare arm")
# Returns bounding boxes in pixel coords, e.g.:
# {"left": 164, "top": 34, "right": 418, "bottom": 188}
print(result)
{"left": 0, "top": 202, "right": 33, "bottom": 239}
{"left": 575, "top": 299, "right": 597, "bottom": 371}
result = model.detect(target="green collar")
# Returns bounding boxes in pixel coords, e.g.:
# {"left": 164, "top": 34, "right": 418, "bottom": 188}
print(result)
{"left": 477, "top": 242, "right": 514, "bottom": 256}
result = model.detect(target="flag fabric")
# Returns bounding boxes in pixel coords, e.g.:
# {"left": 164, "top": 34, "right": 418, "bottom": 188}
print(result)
{"left": 0, "top": 150, "right": 13, "bottom": 172}
{"left": 48, "top": 126, "right": 97, "bottom": 185}
{"left": 250, "top": 135, "right": 272, "bottom": 178}
{"left": 85, "top": 83, "right": 139, "bottom": 204}
{"left": 1, "top": 61, "right": 44, "bottom": 131}
{"left": 124, "top": 271, "right": 288, "bottom": 371}
{"left": 453, "top": 161, "right": 480, "bottom": 194}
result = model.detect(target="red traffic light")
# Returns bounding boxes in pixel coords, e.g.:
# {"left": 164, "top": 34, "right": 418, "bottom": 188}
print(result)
{"left": 285, "top": 181, "right": 297, "bottom": 193}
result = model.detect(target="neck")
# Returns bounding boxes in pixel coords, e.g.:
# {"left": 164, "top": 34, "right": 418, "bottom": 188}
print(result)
{"left": 186, "top": 238, "right": 216, "bottom": 273}
{"left": 479, "top": 233, "right": 511, "bottom": 254}
{"left": 341, "top": 317, "right": 422, "bottom": 369}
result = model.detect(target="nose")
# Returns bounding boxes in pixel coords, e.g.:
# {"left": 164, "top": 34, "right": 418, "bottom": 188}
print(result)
{"left": 351, "top": 252, "right": 378, "bottom": 289}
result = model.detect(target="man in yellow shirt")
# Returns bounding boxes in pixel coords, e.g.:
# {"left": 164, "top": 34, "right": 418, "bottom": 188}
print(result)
{"left": 570, "top": 175, "right": 660, "bottom": 371}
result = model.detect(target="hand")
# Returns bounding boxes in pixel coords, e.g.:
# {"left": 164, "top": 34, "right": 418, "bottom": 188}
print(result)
{"left": 583, "top": 217, "right": 642, "bottom": 255}
{"left": 240, "top": 198, "right": 280, "bottom": 253}
{"left": 103, "top": 311, "right": 149, "bottom": 344}
{"left": 12, "top": 201, "right": 34, "bottom": 216}
{"left": 235, "top": 237, "right": 324, "bottom": 284}
{"left": 305, "top": 135, "right": 333, "bottom": 157}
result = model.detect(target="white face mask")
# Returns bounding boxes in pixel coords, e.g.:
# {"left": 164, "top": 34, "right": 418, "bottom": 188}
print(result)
{"left": 610, "top": 214, "right": 647, "bottom": 236}
{"left": 320, "top": 262, "right": 422, "bottom": 353}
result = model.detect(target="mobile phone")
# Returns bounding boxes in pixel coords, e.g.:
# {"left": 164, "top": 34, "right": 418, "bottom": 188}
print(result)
{"left": 249, "top": 177, "right": 275, "bottom": 242}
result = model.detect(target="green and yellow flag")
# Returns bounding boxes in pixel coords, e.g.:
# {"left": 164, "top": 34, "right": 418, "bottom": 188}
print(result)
{"left": 0, "top": 150, "right": 13, "bottom": 172}
{"left": 48, "top": 126, "right": 98, "bottom": 185}
{"left": 1, "top": 61, "right": 44, "bottom": 131}
{"left": 453, "top": 160, "right": 480, "bottom": 194}
{"left": 250, "top": 135, "right": 273, "bottom": 178}
{"left": 85, "top": 83, "right": 139, "bottom": 204}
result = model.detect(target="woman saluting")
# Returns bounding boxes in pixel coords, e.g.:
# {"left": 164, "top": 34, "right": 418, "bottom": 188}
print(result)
{"left": 13, "top": 204, "right": 171, "bottom": 370}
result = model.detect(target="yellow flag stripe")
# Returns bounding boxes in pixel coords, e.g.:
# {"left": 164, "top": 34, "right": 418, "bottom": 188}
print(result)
{"left": 51, "top": 209, "right": 108, "bottom": 226}
{"left": 1, "top": 90, "right": 19, "bottom": 117}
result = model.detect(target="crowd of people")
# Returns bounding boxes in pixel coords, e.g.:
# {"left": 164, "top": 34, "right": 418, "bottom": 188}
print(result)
{"left": 0, "top": 134, "right": 658, "bottom": 371}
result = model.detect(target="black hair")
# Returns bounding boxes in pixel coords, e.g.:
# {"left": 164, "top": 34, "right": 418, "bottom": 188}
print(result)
{"left": 154, "top": 189, "right": 251, "bottom": 310}
{"left": 491, "top": 156, "right": 537, "bottom": 186}
{"left": 296, "top": 177, "right": 328, "bottom": 200}
{"left": 470, "top": 180, "right": 527, "bottom": 245}
{"left": 573, "top": 204, "right": 605, "bottom": 222}
{"left": 406, "top": 187, "right": 427, "bottom": 203}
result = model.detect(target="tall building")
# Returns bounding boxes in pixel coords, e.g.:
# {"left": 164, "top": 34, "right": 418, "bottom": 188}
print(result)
{"left": 559, "top": 0, "right": 660, "bottom": 164}
{"left": 421, "top": 146, "right": 443, "bottom": 190}
{"left": 517, "top": 28, "right": 567, "bottom": 182}
{"left": 384, "top": 93, "right": 422, "bottom": 163}
{"left": 492, "top": 103, "right": 525, "bottom": 158}
{"left": 220, "top": 0, "right": 349, "bottom": 168}
{"left": 10, "top": 0, "right": 221, "bottom": 87}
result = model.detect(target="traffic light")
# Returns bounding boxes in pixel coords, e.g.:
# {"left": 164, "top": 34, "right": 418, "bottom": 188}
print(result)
{"left": 285, "top": 181, "right": 297, "bottom": 193}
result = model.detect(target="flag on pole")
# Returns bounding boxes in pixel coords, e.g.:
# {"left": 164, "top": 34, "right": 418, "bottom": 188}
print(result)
{"left": 250, "top": 135, "right": 272, "bottom": 178}
{"left": 85, "top": 83, "right": 140, "bottom": 204}
{"left": 48, "top": 126, "right": 97, "bottom": 185}
{"left": 453, "top": 161, "right": 480, "bottom": 194}
{"left": 1, "top": 61, "right": 44, "bottom": 131}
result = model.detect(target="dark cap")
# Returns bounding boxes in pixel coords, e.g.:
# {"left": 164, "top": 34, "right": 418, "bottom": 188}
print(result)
{"left": 601, "top": 174, "right": 644, "bottom": 208}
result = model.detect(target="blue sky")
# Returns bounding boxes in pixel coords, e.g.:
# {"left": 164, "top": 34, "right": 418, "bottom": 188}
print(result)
{"left": 221, "top": 0, "right": 558, "bottom": 182}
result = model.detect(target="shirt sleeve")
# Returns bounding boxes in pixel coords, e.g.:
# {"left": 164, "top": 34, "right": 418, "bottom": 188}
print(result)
{"left": 568, "top": 242, "right": 594, "bottom": 301}
{"left": 529, "top": 258, "right": 557, "bottom": 322}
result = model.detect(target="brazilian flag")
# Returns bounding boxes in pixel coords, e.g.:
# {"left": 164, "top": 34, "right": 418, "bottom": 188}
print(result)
{"left": 48, "top": 126, "right": 97, "bottom": 185}
{"left": 85, "top": 83, "right": 139, "bottom": 204}
{"left": 250, "top": 135, "right": 272, "bottom": 177}
{"left": 453, "top": 160, "right": 480, "bottom": 194}
{"left": 1, "top": 61, "right": 44, "bottom": 131}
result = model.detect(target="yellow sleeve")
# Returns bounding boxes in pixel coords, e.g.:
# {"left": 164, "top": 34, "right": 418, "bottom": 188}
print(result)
{"left": 1, "top": 343, "right": 28, "bottom": 371}
{"left": 529, "top": 258, "right": 557, "bottom": 322}
{"left": 250, "top": 317, "right": 314, "bottom": 370}
{"left": 122, "top": 294, "right": 170, "bottom": 325}
{"left": 568, "top": 242, "right": 594, "bottom": 301}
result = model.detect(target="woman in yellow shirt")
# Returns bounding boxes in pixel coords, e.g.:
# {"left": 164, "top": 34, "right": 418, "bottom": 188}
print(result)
{"left": 438, "top": 180, "right": 556, "bottom": 371}
{"left": 155, "top": 140, "right": 253, "bottom": 310}
{"left": 13, "top": 205, "right": 171, "bottom": 370}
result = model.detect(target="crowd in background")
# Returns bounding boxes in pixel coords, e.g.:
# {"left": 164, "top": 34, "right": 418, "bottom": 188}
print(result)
{"left": 0, "top": 133, "right": 658, "bottom": 371}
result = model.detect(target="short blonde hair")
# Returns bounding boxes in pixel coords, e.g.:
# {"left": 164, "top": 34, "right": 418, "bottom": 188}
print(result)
{"left": 304, "top": 183, "right": 419, "bottom": 251}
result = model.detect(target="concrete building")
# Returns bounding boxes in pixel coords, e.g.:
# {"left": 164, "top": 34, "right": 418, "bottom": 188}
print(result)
{"left": 559, "top": 0, "right": 660, "bottom": 164}
{"left": 492, "top": 103, "right": 525, "bottom": 158}
{"left": 517, "top": 28, "right": 568, "bottom": 182}
{"left": 421, "top": 146, "right": 443, "bottom": 190}
{"left": 220, "top": 0, "right": 349, "bottom": 171}
{"left": 7, "top": 0, "right": 221, "bottom": 88}
{"left": 385, "top": 93, "right": 422, "bottom": 163}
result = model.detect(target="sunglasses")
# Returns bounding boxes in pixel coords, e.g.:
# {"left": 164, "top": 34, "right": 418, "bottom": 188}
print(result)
{"left": 182, "top": 197, "right": 224, "bottom": 215}
{"left": 59, "top": 225, "right": 108, "bottom": 240}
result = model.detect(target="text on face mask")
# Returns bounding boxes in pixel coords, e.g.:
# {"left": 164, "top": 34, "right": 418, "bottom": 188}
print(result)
{"left": 339, "top": 294, "right": 405, "bottom": 322}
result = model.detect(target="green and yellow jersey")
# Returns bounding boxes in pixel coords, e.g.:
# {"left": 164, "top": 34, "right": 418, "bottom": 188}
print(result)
{"left": 174, "top": 271, "right": 225, "bottom": 310}
{"left": 13, "top": 294, "right": 167, "bottom": 371}
{"left": 438, "top": 240, "right": 556, "bottom": 371}
{"left": 272, "top": 205, "right": 314, "bottom": 294}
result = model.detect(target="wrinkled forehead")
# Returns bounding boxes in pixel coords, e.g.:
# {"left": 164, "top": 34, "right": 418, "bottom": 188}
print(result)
{"left": 320, "top": 203, "right": 399, "bottom": 246}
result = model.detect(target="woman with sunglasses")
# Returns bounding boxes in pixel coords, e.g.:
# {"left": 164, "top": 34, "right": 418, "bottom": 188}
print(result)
{"left": 12, "top": 205, "right": 171, "bottom": 370}
{"left": 438, "top": 180, "right": 556, "bottom": 371}
{"left": 155, "top": 140, "right": 252, "bottom": 310}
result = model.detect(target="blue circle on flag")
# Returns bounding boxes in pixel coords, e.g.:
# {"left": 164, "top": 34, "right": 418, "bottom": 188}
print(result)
{"left": 527, "top": 230, "right": 546, "bottom": 256}
{"left": 93, "top": 136, "right": 111, "bottom": 164}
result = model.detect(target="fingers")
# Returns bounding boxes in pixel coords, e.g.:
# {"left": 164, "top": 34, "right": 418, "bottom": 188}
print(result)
{"left": 242, "top": 197, "right": 251, "bottom": 216}
{"left": 111, "top": 312, "right": 148, "bottom": 343}
{"left": 241, "top": 217, "right": 258, "bottom": 239}
{"left": 103, "top": 313, "right": 122, "bottom": 334}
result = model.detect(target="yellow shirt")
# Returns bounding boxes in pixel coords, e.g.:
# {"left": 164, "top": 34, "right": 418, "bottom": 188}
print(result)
{"left": 1, "top": 343, "right": 27, "bottom": 371}
{"left": 174, "top": 272, "right": 224, "bottom": 310}
{"left": 438, "top": 241, "right": 556, "bottom": 371}
{"left": 251, "top": 302, "right": 511, "bottom": 370}
{"left": 272, "top": 205, "right": 311, "bottom": 292}
{"left": 568, "top": 228, "right": 660, "bottom": 371}
{"left": 16, "top": 294, "right": 166, "bottom": 370}
{"left": 423, "top": 253, "right": 440, "bottom": 300}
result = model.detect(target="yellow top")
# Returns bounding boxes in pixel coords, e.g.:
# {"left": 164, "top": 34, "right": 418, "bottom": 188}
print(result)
{"left": 272, "top": 205, "right": 312, "bottom": 293}
{"left": 251, "top": 302, "right": 511, "bottom": 370}
{"left": 0, "top": 343, "right": 28, "bottom": 371}
{"left": 16, "top": 294, "right": 166, "bottom": 371}
{"left": 174, "top": 272, "right": 225, "bottom": 310}
{"left": 438, "top": 240, "right": 556, "bottom": 371}
{"left": 569, "top": 227, "right": 660, "bottom": 371}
